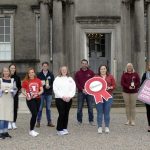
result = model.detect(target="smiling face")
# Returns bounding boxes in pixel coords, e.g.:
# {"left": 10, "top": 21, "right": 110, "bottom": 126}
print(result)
{"left": 81, "top": 60, "right": 88, "bottom": 70}
{"left": 9, "top": 65, "right": 16, "bottom": 75}
{"left": 42, "top": 63, "right": 49, "bottom": 71}
{"left": 60, "top": 66, "right": 68, "bottom": 76}
{"left": 127, "top": 63, "right": 134, "bottom": 73}
{"left": 99, "top": 66, "right": 107, "bottom": 76}
{"left": 3, "top": 67, "right": 10, "bottom": 78}
{"left": 28, "top": 69, "right": 36, "bottom": 79}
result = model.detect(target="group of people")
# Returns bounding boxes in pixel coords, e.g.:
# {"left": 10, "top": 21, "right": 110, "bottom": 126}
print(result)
{"left": 0, "top": 59, "right": 149, "bottom": 139}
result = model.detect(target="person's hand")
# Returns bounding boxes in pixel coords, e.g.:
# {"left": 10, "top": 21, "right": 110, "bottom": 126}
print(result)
{"left": 82, "top": 89, "right": 87, "bottom": 94}
{"left": 129, "top": 86, "right": 135, "bottom": 89}
{"left": 45, "top": 85, "right": 50, "bottom": 89}
{"left": 32, "top": 93, "right": 38, "bottom": 98}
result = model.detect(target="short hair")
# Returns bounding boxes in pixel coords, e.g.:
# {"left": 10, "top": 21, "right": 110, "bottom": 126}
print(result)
{"left": 81, "top": 59, "right": 88, "bottom": 64}
{"left": 42, "top": 62, "right": 49, "bottom": 66}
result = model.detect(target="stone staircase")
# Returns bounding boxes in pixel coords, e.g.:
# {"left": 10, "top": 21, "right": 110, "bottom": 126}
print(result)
{"left": 51, "top": 91, "right": 145, "bottom": 108}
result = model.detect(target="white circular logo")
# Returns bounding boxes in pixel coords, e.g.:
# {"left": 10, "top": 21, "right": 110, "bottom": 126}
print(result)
{"left": 89, "top": 81, "right": 102, "bottom": 92}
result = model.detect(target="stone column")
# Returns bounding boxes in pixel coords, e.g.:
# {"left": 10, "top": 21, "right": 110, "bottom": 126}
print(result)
{"left": 147, "top": 0, "right": 150, "bottom": 62}
{"left": 134, "top": 0, "right": 145, "bottom": 76}
{"left": 39, "top": 0, "right": 50, "bottom": 64}
{"left": 52, "top": 0, "right": 64, "bottom": 76}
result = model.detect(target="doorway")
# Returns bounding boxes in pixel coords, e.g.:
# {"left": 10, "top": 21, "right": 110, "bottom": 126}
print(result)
{"left": 87, "top": 33, "right": 111, "bottom": 74}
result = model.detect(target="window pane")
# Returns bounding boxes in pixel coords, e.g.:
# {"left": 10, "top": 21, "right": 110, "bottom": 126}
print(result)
{"left": 0, "top": 27, "right": 4, "bottom": 34}
{"left": 5, "top": 18, "right": 10, "bottom": 26}
{"left": 0, "top": 35, "right": 4, "bottom": 42}
{"left": 5, "top": 35, "right": 10, "bottom": 42}
{"left": 0, "top": 43, "right": 11, "bottom": 60}
{"left": 5, "top": 27, "right": 10, "bottom": 34}
{"left": 0, "top": 18, "right": 4, "bottom": 26}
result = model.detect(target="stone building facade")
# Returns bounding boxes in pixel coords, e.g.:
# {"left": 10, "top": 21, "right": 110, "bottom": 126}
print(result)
{"left": 0, "top": 0, "right": 149, "bottom": 84}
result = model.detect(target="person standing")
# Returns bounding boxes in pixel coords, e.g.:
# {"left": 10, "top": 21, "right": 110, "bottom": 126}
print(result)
{"left": 8, "top": 64, "right": 21, "bottom": 130}
{"left": 75, "top": 59, "right": 95, "bottom": 125}
{"left": 22, "top": 68, "right": 43, "bottom": 137}
{"left": 53, "top": 66, "right": 76, "bottom": 135}
{"left": 121, "top": 63, "right": 140, "bottom": 126}
{"left": 36, "top": 62, "right": 55, "bottom": 127}
{"left": 96, "top": 65, "right": 116, "bottom": 134}
{"left": 0, "top": 67, "right": 17, "bottom": 139}
{"left": 141, "top": 62, "right": 150, "bottom": 132}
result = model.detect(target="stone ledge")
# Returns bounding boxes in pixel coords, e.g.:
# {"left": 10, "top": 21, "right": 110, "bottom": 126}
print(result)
{"left": 0, "top": 5, "right": 17, "bottom": 10}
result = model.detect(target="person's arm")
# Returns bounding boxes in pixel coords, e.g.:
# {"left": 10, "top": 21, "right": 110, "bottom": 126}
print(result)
{"left": 109, "top": 75, "right": 116, "bottom": 91}
{"left": 68, "top": 77, "right": 76, "bottom": 98}
{"left": 74, "top": 72, "right": 83, "bottom": 91}
{"left": 134, "top": 73, "right": 140, "bottom": 88}
{"left": 121, "top": 73, "right": 129, "bottom": 89}
{"left": 141, "top": 73, "right": 146, "bottom": 86}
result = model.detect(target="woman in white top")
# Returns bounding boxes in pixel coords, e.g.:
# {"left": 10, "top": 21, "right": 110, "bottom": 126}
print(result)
{"left": 53, "top": 66, "right": 76, "bottom": 135}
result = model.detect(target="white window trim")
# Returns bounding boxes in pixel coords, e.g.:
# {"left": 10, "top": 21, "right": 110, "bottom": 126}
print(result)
{"left": 0, "top": 10, "right": 15, "bottom": 61}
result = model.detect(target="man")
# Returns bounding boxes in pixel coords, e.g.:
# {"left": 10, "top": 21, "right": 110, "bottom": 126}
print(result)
{"left": 36, "top": 62, "right": 55, "bottom": 127}
{"left": 75, "top": 59, "right": 95, "bottom": 125}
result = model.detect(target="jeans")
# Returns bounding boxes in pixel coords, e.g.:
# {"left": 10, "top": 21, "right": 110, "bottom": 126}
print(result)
{"left": 77, "top": 92, "right": 94, "bottom": 123}
{"left": 0, "top": 120, "right": 8, "bottom": 133}
{"left": 26, "top": 98, "right": 40, "bottom": 130}
{"left": 37, "top": 95, "right": 52, "bottom": 123}
{"left": 95, "top": 98, "right": 113, "bottom": 127}
{"left": 55, "top": 98, "right": 72, "bottom": 131}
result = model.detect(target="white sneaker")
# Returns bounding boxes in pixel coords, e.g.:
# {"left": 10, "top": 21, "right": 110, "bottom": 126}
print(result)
{"left": 124, "top": 120, "right": 130, "bottom": 125}
{"left": 57, "top": 131, "right": 66, "bottom": 136}
{"left": 29, "top": 130, "right": 39, "bottom": 137}
{"left": 98, "top": 127, "right": 102, "bottom": 134}
{"left": 63, "top": 129, "right": 69, "bottom": 135}
{"left": 105, "top": 127, "right": 110, "bottom": 133}
{"left": 12, "top": 122, "right": 17, "bottom": 129}
{"left": 8, "top": 122, "right": 12, "bottom": 130}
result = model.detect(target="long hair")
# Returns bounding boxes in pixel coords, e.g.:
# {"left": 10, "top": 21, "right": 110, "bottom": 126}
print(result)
{"left": 1, "top": 67, "right": 11, "bottom": 78}
{"left": 9, "top": 64, "right": 17, "bottom": 75}
{"left": 124, "top": 63, "right": 135, "bottom": 73}
{"left": 146, "top": 62, "right": 150, "bottom": 71}
{"left": 58, "top": 66, "right": 70, "bottom": 77}
{"left": 23, "top": 68, "right": 37, "bottom": 81}
{"left": 98, "top": 65, "right": 109, "bottom": 76}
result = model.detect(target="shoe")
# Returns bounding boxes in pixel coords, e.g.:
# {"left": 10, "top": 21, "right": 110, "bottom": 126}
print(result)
{"left": 36, "top": 122, "right": 40, "bottom": 128}
{"left": 63, "top": 129, "right": 69, "bottom": 135}
{"left": 105, "top": 127, "right": 110, "bottom": 133}
{"left": 47, "top": 122, "right": 55, "bottom": 127}
{"left": 124, "top": 120, "right": 130, "bottom": 125}
{"left": 89, "top": 121, "right": 96, "bottom": 126}
{"left": 148, "top": 130, "right": 150, "bottom": 132}
{"left": 29, "top": 130, "right": 39, "bottom": 137}
{"left": 0, "top": 133, "right": 5, "bottom": 139}
{"left": 3, "top": 132, "right": 12, "bottom": 138}
{"left": 131, "top": 121, "right": 135, "bottom": 126}
{"left": 8, "top": 122, "right": 12, "bottom": 130}
{"left": 12, "top": 122, "right": 17, "bottom": 129}
{"left": 57, "top": 131, "right": 66, "bottom": 136}
{"left": 98, "top": 127, "right": 102, "bottom": 134}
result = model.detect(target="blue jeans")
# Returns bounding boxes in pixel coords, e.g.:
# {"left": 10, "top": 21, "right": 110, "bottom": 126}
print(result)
{"left": 37, "top": 95, "right": 52, "bottom": 123}
{"left": 0, "top": 120, "right": 8, "bottom": 133}
{"left": 77, "top": 92, "right": 94, "bottom": 123}
{"left": 95, "top": 98, "right": 113, "bottom": 127}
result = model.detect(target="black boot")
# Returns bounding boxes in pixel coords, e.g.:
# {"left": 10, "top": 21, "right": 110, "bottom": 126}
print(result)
{"left": 2, "top": 132, "right": 12, "bottom": 138}
{"left": 0, "top": 133, "right": 5, "bottom": 139}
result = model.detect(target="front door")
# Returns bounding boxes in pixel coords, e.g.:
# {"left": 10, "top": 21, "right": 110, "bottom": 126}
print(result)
{"left": 87, "top": 33, "right": 111, "bottom": 74}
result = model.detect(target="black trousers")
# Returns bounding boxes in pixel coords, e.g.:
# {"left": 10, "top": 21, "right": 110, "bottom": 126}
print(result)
{"left": 55, "top": 98, "right": 72, "bottom": 131}
{"left": 14, "top": 95, "right": 19, "bottom": 122}
{"left": 26, "top": 98, "right": 40, "bottom": 130}
{"left": 145, "top": 104, "right": 150, "bottom": 126}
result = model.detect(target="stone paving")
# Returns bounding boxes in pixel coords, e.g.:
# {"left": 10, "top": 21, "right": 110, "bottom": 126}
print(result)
{"left": 0, "top": 107, "right": 149, "bottom": 150}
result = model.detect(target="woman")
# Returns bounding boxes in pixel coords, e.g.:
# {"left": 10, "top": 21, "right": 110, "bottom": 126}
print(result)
{"left": 22, "top": 68, "right": 43, "bottom": 137}
{"left": 8, "top": 64, "right": 21, "bottom": 130}
{"left": 96, "top": 65, "right": 116, "bottom": 134}
{"left": 53, "top": 66, "right": 76, "bottom": 135}
{"left": 141, "top": 62, "right": 150, "bottom": 132}
{"left": 0, "top": 67, "right": 17, "bottom": 139}
{"left": 121, "top": 63, "right": 140, "bottom": 126}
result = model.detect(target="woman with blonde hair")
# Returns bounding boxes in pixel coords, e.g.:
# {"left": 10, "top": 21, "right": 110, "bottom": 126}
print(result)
{"left": 121, "top": 63, "right": 140, "bottom": 126}
{"left": 141, "top": 62, "right": 150, "bottom": 132}
{"left": 53, "top": 66, "right": 76, "bottom": 135}
{"left": 22, "top": 68, "right": 43, "bottom": 137}
{"left": 0, "top": 67, "right": 17, "bottom": 139}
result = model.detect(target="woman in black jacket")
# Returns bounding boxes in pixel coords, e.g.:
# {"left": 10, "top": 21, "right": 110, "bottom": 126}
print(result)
{"left": 8, "top": 64, "right": 21, "bottom": 129}
{"left": 141, "top": 63, "right": 150, "bottom": 132}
